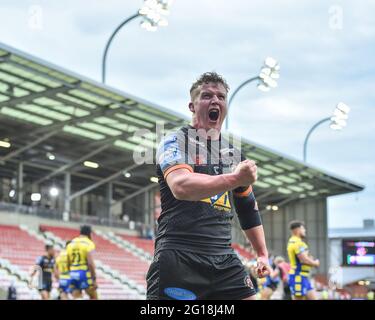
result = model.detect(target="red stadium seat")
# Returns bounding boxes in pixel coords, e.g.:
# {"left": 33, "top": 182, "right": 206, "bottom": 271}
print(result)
{"left": 0, "top": 224, "right": 142, "bottom": 299}
{"left": 40, "top": 225, "right": 149, "bottom": 288}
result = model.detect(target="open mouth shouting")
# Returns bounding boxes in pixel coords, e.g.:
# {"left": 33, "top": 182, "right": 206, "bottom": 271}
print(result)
{"left": 208, "top": 107, "right": 220, "bottom": 123}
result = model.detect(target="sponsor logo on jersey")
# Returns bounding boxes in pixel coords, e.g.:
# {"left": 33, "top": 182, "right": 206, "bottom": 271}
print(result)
{"left": 158, "top": 136, "right": 182, "bottom": 169}
{"left": 200, "top": 191, "right": 231, "bottom": 211}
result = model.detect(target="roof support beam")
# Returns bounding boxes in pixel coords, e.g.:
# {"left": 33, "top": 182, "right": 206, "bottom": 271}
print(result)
{"left": 6, "top": 59, "right": 79, "bottom": 88}
{"left": 255, "top": 189, "right": 278, "bottom": 201}
{"left": 318, "top": 174, "right": 361, "bottom": 192}
{"left": 0, "top": 86, "right": 71, "bottom": 107}
{"left": 0, "top": 53, "right": 11, "bottom": 62}
{"left": 6, "top": 158, "right": 141, "bottom": 190}
{"left": 0, "top": 129, "right": 59, "bottom": 162}
{"left": 34, "top": 144, "right": 111, "bottom": 185}
{"left": 70, "top": 163, "right": 141, "bottom": 200}
{"left": 111, "top": 182, "right": 158, "bottom": 207}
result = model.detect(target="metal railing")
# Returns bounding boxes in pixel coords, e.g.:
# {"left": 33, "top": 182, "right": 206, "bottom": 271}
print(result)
{"left": 0, "top": 201, "right": 149, "bottom": 233}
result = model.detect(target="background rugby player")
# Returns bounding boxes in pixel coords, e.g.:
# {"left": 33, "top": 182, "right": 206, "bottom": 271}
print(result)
{"left": 30, "top": 244, "right": 56, "bottom": 300}
{"left": 55, "top": 240, "right": 71, "bottom": 300}
{"left": 67, "top": 225, "right": 98, "bottom": 300}
{"left": 287, "top": 221, "right": 320, "bottom": 300}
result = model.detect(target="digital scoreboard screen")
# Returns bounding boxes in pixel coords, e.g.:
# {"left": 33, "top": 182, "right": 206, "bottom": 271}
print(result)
{"left": 342, "top": 239, "right": 375, "bottom": 266}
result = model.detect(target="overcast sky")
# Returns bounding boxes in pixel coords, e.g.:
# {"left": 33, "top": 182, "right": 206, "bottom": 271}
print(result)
{"left": 0, "top": 0, "right": 374, "bottom": 229}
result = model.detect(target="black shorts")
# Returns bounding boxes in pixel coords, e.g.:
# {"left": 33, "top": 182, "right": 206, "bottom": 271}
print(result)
{"left": 39, "top": 281, "right": 52, "bottom": 293}
{"left": 146, "top": 249, "right": 256, "bottom": 300}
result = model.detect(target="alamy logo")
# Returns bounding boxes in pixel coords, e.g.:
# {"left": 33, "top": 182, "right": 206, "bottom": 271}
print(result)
{"left": 132, "top": 123, "right": 243, "bottom": 166}
{"left": 328, "top": 266, "right": 343, "bottom": 290}
{"left": 29, "top": 265, "right": 43, "bottom": 290}
{"left": 28, "top": 5, "right": 44, "bottom": 30}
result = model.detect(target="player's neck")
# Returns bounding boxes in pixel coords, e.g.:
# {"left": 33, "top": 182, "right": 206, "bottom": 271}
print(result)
{"left": 189, "top": 121, "right": 221, "bottom": 140}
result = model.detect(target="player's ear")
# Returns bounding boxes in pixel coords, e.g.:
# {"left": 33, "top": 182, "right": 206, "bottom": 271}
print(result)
{"left": 189, "top": 102, "right": 195, "bottom": 113}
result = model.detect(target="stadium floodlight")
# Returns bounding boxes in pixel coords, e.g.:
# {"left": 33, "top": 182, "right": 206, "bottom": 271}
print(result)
{"left": 102, "top": 0, "right": 173, "bottom": 83}
{"left": 257, "top": 56, "right": 280, "bottom": 91}
{"left": 31, "top": 193, "right": 41, "bottom": 202}
{"left": 257, "top": 83, "right": 270, "bottom": 92}
{"left": 140, "top": 19, "right": 157, "bottom": 32}
{"left": 139, "top": 0, "right": 172, "bottom": 30}
{"left": 46, "top": 152, "right": 55, "bottom": 160}
{"left": 329, "top": 102, "right": 350, "bottom": 130}
{"left": 123, "top": 172, "right": 131, "bottom": 178}
{"left": 150, "top": 176, "right": 158, "bottom": 183}
{"left": 49, "top": 187, "right": 59, "bottom": 197}
{"left": 83, "top": 161, "right": 99, "bottom": 169}
{"left": 264, "top": 57, "right": 278, "bottom": 69}
{"left": 225, "top": 56, "right": 280, "bottom": 130}
{"left": 0, "top": 140, "right": 11, "bottom": 148}
{"left": 303, "top": 102, "right": 350, "bottom": 162}
{"left": 266, "top": 205, "right": 279, "bottom": 211}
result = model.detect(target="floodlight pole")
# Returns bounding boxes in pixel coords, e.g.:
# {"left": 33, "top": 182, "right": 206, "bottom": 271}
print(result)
{"left": 101, "top": 13, "right": 141, "bottom": 83}
{"left": 225, "top": 76, "right": 260, "bottom": 131}
{"left": 303, "top": 117, "right": 330, "bottom": 163}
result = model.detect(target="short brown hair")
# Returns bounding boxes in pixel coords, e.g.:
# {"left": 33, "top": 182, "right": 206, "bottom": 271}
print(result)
{"left": 190, "top": 72, "right": 230, "bottom": 100}
{"left": 289, "top": 220, "right": 305, "bottom": 230}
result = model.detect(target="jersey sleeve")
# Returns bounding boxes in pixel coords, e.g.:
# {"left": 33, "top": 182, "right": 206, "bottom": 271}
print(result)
{"left": 35, "top": 256, "right": 43, "bottom": 267}
{"left": 87, "top": 240, "right": 96, "bottom": 253}
{"left": 294, "top": 241, "right": 308, "bottom": 255}
{"left": 156, "top": 131, "right": 194, "bottom": 179}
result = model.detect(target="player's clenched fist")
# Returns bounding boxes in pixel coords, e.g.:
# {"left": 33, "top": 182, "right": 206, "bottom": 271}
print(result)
{"left": 255, "top": 256, "right": 272, "bottom": 278}
{"left": 233, "top": 160, "right": 257, "bottom": 187}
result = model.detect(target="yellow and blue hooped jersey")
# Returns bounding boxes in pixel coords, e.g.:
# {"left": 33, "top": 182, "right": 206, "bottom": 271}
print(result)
{"left": 66, "top": 236, "right": 95, "bottom": 271}
{"left": 287, "top": 236, "right": 312, "bottom": 276}
{"left": 56, "top": 249, "right": 70, "bottom": 279}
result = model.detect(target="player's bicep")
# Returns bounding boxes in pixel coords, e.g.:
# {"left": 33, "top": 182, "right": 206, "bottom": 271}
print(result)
{"left": 297, "top": 250, "right": 309, "bottom": 262}
{"left": 157, "top": 133, "right": 194, "bottom": 193}
{"left": 294, "top": 243, "right": 307, "bottom": 255}
{"left": 165, "top": 167, "right": 194, "bottom": 199}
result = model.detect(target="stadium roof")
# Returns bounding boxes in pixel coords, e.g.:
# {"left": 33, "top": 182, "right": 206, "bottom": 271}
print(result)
{"left": 0, "top": 42, "right": 364, "bottom": 209}
{"left": 329, "top": 227, "right": 375, "bottom": 239}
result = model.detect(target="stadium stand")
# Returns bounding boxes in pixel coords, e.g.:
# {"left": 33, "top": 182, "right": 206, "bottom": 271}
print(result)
{"left": 117, "top": 234, "right": 155, "bottom": 256}
{"left": 1, "top": 217, "right": 260, "bottom": 300}
{"left": 231, "top": 243, "right": 256, "bottom": 261}
{"left": 0, "top": 223, "right": 142, "bottom": 299}
{"left": 0, "top": 224, "right": 46, "bottom": 299}
{"left": 40, "top": 225, "right": 149, "bottom": 292}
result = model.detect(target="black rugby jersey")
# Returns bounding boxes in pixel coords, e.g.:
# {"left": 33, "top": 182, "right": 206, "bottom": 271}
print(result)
{"left": 155, "top": 125, "right": 256, "bottom": 255}
{"left": 36, "top": 255, "right": 55, "bottom": 283}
